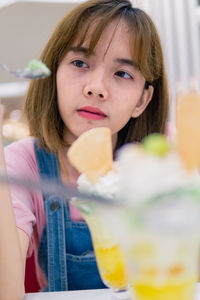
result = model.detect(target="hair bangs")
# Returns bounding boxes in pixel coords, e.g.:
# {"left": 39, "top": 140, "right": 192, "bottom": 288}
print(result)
{"left": 72, "top": 10, "right": 122, "bottom": 56}
{"left": 124, "top": 9, "right": 162, "bottom": 84}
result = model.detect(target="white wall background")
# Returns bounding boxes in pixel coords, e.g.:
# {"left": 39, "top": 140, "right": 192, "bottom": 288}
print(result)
{"left": 133, "top": 0, "right": 200, "bottom": 121}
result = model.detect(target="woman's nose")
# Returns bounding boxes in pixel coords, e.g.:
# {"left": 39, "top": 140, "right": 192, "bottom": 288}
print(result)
{"left": 83, "top": 72, "right": 108, "bottom": 100}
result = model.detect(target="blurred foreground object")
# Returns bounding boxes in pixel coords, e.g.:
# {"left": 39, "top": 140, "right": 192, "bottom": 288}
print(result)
{"left": 0, "top": 59, "right": 51, "bottom": 79}
{"left": 69, "top": 127, "right": 130, "bottom": 299}
{"left": 69, "top": 125, "right": 200, "bottom": 300}
{"left": 68, "top": 127, "right": 113, "bottom": 183}
{"left": 176, "top": 91, "right": 200, "bottom": 171}
{"left": 2, "top": 109, "right": 29, "bottom": 145}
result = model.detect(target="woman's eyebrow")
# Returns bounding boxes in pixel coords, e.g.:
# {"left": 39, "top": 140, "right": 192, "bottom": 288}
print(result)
{"left": 68, "top": 48, "right": 137, "bottom": 68}
{"left": 115, "top": 58, "right": 136, "bottom": 68}
{"left": 69, "top": 46, "right": 94, "bottom": 55}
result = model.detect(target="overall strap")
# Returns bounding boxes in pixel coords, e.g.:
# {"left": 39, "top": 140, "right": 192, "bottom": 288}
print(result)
{"left": 34, "top": 140, "right": 60, "bottom": 182}
{"left": 34, "top": 140, "right": 68, "bottom": 291}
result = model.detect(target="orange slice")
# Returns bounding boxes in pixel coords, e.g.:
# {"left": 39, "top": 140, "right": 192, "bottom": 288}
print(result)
{"left": 67, "top": 127, "right": 113, "bottom": 183}
{"left": 176, "top": 91, "right": 200, "bottom": 171}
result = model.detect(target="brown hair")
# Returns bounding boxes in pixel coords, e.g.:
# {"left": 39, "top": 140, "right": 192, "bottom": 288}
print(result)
{"left": 24, "top": 0, "right": 169, "bottom": 153}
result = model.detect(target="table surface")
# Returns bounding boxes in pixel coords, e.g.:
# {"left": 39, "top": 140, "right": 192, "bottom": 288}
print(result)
{"left": 24, "top": 285, "right": 200, "bottom": 300}
{"left": 24, "top": 289, "right": 112, "bottom": 300}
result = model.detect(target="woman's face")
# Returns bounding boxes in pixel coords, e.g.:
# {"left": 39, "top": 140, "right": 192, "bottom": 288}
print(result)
{"left": 56, "top": 19, "right": 153, "bottom": 146}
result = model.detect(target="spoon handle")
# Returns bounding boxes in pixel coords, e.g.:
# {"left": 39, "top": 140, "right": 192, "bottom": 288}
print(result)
{"left": 0, "top": 171, "right": 115, "bottom": 205}
{"left": 0, "top": 63, "right": 10, "bottom": 72}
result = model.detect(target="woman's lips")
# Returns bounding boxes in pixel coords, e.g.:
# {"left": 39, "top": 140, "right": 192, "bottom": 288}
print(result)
{"left": 77, "top": 106, "right": 107, "bottom": 120}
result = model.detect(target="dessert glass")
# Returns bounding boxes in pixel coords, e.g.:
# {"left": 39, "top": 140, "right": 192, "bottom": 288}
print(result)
{"left": 72, "top": 199, "right": 130, "bottom": 299}
{"left": 100, "top": 188, "right": 200, "bottom": 300}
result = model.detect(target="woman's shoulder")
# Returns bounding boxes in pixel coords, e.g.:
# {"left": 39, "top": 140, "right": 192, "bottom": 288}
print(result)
{"left": 4, "top": 138, "right": 37, "bottom": 174}
{"left": 4, "top": 137, "right": 35, "bottom": 151}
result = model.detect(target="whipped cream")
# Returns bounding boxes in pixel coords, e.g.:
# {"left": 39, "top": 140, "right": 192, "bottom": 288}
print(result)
{"left": 114, "top": 144, "right": 200, "bottom": 230}
{"left": 77, "top": 162, "right": 120, "bottom": 201}
{"left": 77, "top": 141, "right": 200, "bottom": 222}
{"left": 116, "top": 144, "right": 200, "bottom": 205}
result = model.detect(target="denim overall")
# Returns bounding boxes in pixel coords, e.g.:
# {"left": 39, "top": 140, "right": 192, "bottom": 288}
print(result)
{"left": 34, "top": 141, "right": 105, "bottom": 291}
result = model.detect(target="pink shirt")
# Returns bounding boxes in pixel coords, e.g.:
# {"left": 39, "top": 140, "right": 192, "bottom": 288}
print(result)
{"left": 4, "top": 138, "right": 84, "bottom": 289}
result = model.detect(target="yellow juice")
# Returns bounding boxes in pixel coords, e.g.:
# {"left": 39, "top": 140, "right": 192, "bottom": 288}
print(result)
{"left": 94, "top": 243, "right": 128, "bottom": 289}
{"left": 83, "top": 213, "right": 128, "bottom": 289}
{"left": 132, "top": 278, "right": 196, "bottom": 300}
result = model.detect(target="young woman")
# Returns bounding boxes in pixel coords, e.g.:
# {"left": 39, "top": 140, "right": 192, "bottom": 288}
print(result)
{"left": 0, "top": 0, "right": 169, "bottom": 298}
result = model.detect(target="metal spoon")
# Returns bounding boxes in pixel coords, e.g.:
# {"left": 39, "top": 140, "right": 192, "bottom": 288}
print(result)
{"left": 0, "top": 59, "right": 51, "bottom": 79}
{"left": 0, "top": 171, "right": 117, "bottom": 206}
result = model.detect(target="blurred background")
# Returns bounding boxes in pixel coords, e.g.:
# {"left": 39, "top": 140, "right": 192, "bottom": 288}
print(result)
{"left": 0, "top": 0, "right": 200, "bottom": 144}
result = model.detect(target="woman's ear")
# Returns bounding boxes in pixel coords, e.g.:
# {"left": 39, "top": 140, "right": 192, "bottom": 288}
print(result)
{"left": 131, "top": 85, "right": 154, "bottom": 118}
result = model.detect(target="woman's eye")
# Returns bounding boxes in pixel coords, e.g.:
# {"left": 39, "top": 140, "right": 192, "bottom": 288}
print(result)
{"left": 72, "top": 60, "right": 88, "bottom": 68}
{"left": 116, "top": 70, "right": 133, "bottom": 79}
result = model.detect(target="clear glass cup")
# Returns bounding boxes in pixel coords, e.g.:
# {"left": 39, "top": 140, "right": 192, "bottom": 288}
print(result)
{"left": 129, "top": 229, "right": 199, "bottom": 300}
{"left": 72, "top": 199, "right": 130, "bottom": 299}
{"left": 100, "top": 189, "right": 200, "bottom": 300}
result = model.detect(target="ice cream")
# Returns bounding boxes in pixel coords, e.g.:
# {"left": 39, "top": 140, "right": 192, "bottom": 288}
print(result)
{"left": 77, "top": 162, "right": 120, "bottom": 201}
{"left": 27, "top": 59, "right": 51, "bottom": 77}
{"left": 116, "top": 137, "right": 200, "bottom": 207}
